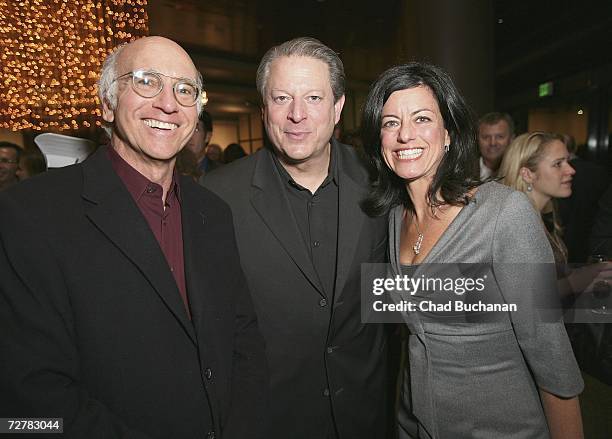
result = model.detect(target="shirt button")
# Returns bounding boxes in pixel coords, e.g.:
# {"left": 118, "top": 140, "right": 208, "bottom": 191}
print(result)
{"left": 312, "top": 241, "right": 320, "bottom": 247}
{"left": 323, "top": 388, "right": 330, "bottom": 397}
{"left": 146, "top": 185, "right": 156, "bottom": 193}
{"left": 206, "top": 431, "right": 216, "bottom": 439}
{"left": 319, "top": 298, "right": 328, "bottom": 307}
{"left": 327, "top": 346, "right": 334, "bottom": 354}
{"left": 204, "top": 368, "right": 212, "bottom": 380}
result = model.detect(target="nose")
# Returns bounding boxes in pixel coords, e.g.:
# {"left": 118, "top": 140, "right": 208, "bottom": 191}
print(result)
{"left": 397, "top": 122, "right": 414, "bottom": 143}
{"left": 152, "top": 81, "right": 179, "bottom": 113}
{"left": 565, "top": 162, "right": 576, "bottom": 176}
{"left": 287, "top": 99, "right": 306, "bottom": 123}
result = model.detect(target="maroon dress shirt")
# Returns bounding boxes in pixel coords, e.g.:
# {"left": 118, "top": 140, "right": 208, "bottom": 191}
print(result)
{"left": 108, "top": 147, "right": 190, "bottom": 318}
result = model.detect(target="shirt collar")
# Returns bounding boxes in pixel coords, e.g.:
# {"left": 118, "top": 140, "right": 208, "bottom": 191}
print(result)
{"left": 107, "top": 146, "right": 181, "bottom": 204}
{"left": 271, "top": 140, "right": 338, "bottom": 191}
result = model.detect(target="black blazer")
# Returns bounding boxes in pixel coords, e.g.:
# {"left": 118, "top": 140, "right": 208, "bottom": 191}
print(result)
{"left": 557, "top": 157, "right": 609, "bottom": 262}
{"left": 204, "top": 141, "right": 388, "bottom": 439}
{"left": 0, "top": 147, "right": 268, "bottom": 439}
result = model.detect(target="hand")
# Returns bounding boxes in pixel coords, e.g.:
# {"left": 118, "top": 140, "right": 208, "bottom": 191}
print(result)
{"left": 567, "top": 262, "right": 612, "bottom": 295}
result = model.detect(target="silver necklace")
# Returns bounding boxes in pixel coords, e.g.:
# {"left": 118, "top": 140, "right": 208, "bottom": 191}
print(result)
{"left": 413, "top": 217, "right": 424, "bottom": 255}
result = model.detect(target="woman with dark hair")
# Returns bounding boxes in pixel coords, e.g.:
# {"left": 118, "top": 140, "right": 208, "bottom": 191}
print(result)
{"left": 362, "top": 63, "right": 583, "bottom": 438}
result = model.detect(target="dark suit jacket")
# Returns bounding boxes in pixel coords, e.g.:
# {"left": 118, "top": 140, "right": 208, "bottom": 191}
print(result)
{"left": 557, "top": 157, "right": 609, "bottom": 262}
{"left": 204, "top": 140, "right": 388, "bottom": 439}
{"left": 590, "top": 182, "right": 612, "bottom": 255}
{"left": 0, "top": 147, "right": 268, "bottom": 439}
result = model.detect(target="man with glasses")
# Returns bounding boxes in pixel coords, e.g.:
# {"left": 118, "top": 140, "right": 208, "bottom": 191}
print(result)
{"left": 0, "top": 141, "right": 21, "bottom": 191}
{"left": 0, "top": 36, "right": 267, "bottom": 439}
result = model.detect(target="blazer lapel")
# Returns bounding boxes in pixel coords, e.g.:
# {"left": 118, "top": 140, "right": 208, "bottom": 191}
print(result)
{"left": 334, "top": 146, "right": 366, "bottom": 300}
{"left": 81, "top": 148, "right": 197, "bottom": 344}
{"left": 250, "top": 150, "right": 325, "bottom": 297}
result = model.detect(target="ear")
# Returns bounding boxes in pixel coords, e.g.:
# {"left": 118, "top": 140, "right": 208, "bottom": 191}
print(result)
{"left": 334, "top": 95, "right": 345, "bottom": 125}
{"left": 102, "top": 98, "right": 115, "bottom": 124}
{"left": 444, "top": 129, "right": 450, "bottom": 148}
{"left": 520, "top": 166, "right": 536, "bottom": 184}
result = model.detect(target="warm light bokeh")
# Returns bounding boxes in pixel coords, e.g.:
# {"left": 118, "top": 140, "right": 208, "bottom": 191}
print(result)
{"left": 0, "top": 0, "right": 148, "bottom": 132}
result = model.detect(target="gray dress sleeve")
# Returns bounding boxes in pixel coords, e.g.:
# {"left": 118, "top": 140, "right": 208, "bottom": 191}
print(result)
{"left": 491, "top": 190, "right": 584, "bottom": 397}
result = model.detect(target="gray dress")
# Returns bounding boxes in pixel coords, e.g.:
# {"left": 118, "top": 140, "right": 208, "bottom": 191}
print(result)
{"left": 391, "top": 182, "right": 583, "bottom": 439}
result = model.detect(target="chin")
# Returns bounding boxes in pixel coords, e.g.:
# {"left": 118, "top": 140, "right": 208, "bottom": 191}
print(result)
{"left": 278, "top": 147, "right": 315, "bottom": 162}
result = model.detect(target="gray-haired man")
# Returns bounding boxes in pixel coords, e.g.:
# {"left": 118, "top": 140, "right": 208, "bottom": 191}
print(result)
{"left": 205, "top": 37, "right": 388, "bottom": 439}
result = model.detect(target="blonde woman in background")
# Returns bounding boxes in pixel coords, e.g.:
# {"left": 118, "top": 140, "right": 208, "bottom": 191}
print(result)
{"left": 499, "top": 132, "right": 573, "bottom": 263}
{"left": 499, "top": 132, "right": 612, "bottom": 292}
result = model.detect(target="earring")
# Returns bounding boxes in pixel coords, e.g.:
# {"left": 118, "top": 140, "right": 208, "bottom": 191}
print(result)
{"left": 444, "top": 144, "right": 450, "bottom": 152}
{"left": 526, "top": 184, "right": 532, "bottom": 192}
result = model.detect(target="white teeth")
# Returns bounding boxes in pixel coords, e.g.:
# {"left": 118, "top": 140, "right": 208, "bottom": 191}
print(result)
{"left": 397, "top": 148, "right": 423, "bottom": 159}
{"left": 143, "top": 119, "right": 178, "bottom": 130}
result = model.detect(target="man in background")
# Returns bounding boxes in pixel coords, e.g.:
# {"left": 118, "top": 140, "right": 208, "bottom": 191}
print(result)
{"left": 478, "top": 112, "right": 515, "bottom": 180}
{"left": 185, "top": 110, "right": 213, "bottom": 166}
{"left": 205, "top": 37, "right": 388, "bottom": 439}
{"left": 177, "top": 110, "right": 214, "bottom": 182}
{"left": 559, "top": 134, "right": 609, "bottom": 262}
{"left": 0, "top": 141, "right": 21, "bottom": 190}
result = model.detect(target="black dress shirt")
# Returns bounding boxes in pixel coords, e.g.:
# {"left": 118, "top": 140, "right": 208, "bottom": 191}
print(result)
{"left": 272, "top": 144, "right": 339, "bottom": 299}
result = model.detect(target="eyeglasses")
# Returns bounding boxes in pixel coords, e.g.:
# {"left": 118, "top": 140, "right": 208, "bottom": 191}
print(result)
{"left": 112, "top": 70, "right": 201, "bottom": 107}
{"left": 0, "top": 158, "right": 18, "bottom": 165}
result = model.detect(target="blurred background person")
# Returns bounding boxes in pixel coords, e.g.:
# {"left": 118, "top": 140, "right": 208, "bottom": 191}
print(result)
{"left": 477, "top": 112, "right": 515, "bottom": 180}
{"left": 557, "top": 134, "right": 609, "bottom": 262}
{"left": 184, "top": 110, "right": 213, "bottom": 159}
{"left": 499, "top": 132, "right": 574, "bottom": 263}
{"left": 16, "top": 146, "right": 46, "bottom": 181}
{"left": 223, "top": 142, "right": 246, "bottom": 164}
{"left": 202, "top": 143, "right": 223, "bottom": 172}
{"left": 0, "top": 141, "right": 21, "bottom": 191}
{"left": 174, "top": 147, "right": 201, "bottom": 182}
{"left": 499, "top": 132, "right": 612, "bottom": 302}
{"left": 177, "top": 110, "right": 214, "bottom": 183}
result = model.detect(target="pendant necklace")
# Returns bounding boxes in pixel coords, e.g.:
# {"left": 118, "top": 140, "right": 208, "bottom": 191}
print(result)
{"left": 413, "top": 216, "right": 424, "bottom": 255}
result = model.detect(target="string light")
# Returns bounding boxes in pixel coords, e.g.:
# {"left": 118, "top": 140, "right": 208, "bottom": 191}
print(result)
{"left": 0, "top": 0, "right": 148, "bottom": 132}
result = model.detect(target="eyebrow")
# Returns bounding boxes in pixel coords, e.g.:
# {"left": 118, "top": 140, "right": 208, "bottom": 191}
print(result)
{"left": 270, "top": 88, "right": 326, "bottom": 94}
{"left": 382, "top": 108, "right": 433, "bottom": 118}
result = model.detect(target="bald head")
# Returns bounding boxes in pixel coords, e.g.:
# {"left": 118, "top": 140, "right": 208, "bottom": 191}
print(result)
{"left": 97, "top": 36, "right": 203, "bottom": 182}
{"left": 118, "top": 37, "right": 196, "bottom": 76}
{"left": 98, "top": 36, "right": 203, "bottom": 133}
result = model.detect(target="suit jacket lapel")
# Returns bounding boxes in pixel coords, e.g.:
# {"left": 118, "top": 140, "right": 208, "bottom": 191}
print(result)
{"left": 334, "top": 144, "right": 366, "bottom": 300}
{"left": 81, "top": 148, "right": 197, "bottom": 344}
{"left": 250, "top": 149, "right": 325, "bottom": 297}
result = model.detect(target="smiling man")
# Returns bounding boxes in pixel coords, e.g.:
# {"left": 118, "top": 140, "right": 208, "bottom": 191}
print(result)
{"left": 477, "top": 112, "right": 515, "bottom": 180}
{"left": 0, "top": 37, "right": 267, "bottom": 439}
{"left": 204, "top": 37, "right": 389, "bottom": 439}
{"left": 0, "top": 141, "right": 20, "bottom": 191}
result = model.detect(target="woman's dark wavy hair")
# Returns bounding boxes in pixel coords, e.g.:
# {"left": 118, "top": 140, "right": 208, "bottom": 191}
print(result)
{"left": 361, "top": 62, "right": 481, "bottom": 217}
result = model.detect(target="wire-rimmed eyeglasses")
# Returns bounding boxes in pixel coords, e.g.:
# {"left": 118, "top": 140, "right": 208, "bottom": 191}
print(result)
{"left": 112, "top": 70, "right": 201, "bottom": 107}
